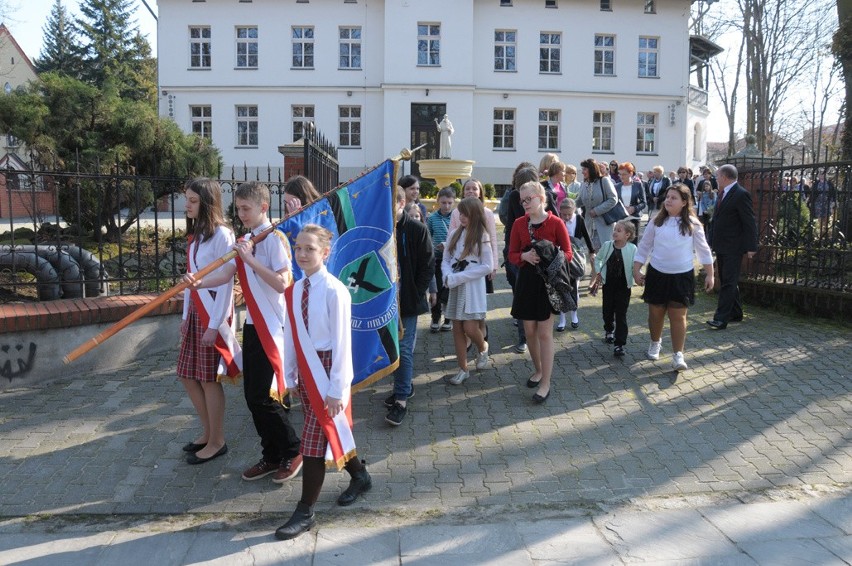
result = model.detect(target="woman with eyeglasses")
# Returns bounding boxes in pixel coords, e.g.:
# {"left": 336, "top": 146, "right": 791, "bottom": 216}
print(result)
{"left": 508, "top": 181, "right": 572, "bottom": 405}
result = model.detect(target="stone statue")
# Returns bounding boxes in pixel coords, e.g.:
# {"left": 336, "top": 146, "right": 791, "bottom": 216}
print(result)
{"left": 434, "top": 114, "right": 454, "bottom": 159}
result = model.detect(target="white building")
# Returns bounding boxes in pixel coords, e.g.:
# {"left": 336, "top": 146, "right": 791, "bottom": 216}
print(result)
{"left": 157, "top": 0, "right": 719, "bottom": 186}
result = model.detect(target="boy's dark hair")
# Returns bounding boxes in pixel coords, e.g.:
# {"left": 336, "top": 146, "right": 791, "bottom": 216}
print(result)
{"left": 235, "top": 181, "right": 270, "bottom": 206}
{"left": 437, "top": 187, "right": 456, "bottom": 200}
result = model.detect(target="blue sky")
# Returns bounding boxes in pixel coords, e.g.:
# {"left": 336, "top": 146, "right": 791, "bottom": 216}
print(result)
{"left": 3, "top": 0, "right": 158, "bottom": 60}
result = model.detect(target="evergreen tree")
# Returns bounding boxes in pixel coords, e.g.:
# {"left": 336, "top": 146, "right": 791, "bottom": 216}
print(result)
{"left": 35, "top": 0, "right": 84, "bottom": 77}
{"left": 76, "top": 0, "right": 155, "bottom": 102}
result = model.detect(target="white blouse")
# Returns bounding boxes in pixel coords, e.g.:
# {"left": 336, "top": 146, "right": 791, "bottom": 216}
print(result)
{"left": 244, "top": 224, "right": 291, "bottom": 326}
{"left": 441, "top": 227, "right": 493, "bottom": 315}
{"left": 449, "top": 206, "right": 499, "bottom": 270}
{"left": 635, "top": 216, "right": 713, "bottom": 274}
{"left": 183, "top": 225, "right": 236, "bottom": 329}
{"left": 283, "top": 266, "right": 353, "bottom": 401}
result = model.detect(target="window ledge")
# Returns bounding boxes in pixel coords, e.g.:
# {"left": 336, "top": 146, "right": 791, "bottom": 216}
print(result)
{"left": 290, "top": 67, "right": 315, "bottom": 71}
{"left": 494, "top": 69, "right": 518, "bottom": 73}
{"left": 187, "top": 67, "right": 211, "bottom": 71}
{"left": 234, "top": 67, "right": 258, "bottom": 70}
{"left": 592, "top": 151, "right": 615, "bottom": 155}
{"left": 338, "top": 67, "right": 363, "bottom": 71}
{"left": 417, "top": 64, "right": 441, "bottom": 68}
{"left": 538, "top": 148, "right": 561, "bottom": 153}
{"left": 493, "top": 148, "right": 517, "bottom": 152}
{"left": 638, "top": 75, "right": 660, "bottom": 79}
{"left": 235, "top": 146, "right": 259, "bottom": 149}
{"left": 594, "top": 73, "right": 617, "bottom": 78}
{"left": 539, "top": 71, "right": 562, "bottom": 75}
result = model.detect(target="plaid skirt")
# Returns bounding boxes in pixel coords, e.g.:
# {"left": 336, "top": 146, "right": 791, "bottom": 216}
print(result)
{"left": 176, "top": 301, "right": 220, "bottom": 383}
{"left": 297, "top": 350, "right": 335, "bottom": 459}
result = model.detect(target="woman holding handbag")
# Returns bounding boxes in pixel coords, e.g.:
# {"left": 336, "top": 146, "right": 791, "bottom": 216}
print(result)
{"left": 575, "top": 158, "right": 621, "bottom": 249}
{"left": 509, "top": 181, "right": 572, "bottom": 404}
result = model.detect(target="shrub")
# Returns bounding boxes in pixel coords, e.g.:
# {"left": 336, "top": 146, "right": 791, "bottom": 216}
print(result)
{"left": 483, "top": 183, "right": 496, "bottom": 199}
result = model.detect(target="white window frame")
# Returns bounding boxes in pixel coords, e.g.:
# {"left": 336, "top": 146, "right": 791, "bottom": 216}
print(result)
{"left": 594, "top": 34, "right": 615, "bottom": 76}
{"left": 638, "top": 36, "right": 659, "bottom": 78}
{"left": 539, "top": 32, "right": 561, "bottom": 74}
{"left": 592, "top": 111, "right": 614, "bottom": 152}
{"left": 236, "top": 105, "right": 258, "bottom": 147}
{"left": 494, "top": 30, "right": 517, "bottom": 72}
{"left": 538, "top": 109, "right": 560, "bottom": 151}
{"left": 339, "top": 106, "right": 362, "bottom": 148}
{"left": 493, "top": 108, "right": 515, "bottom": 150}
{"left": 292, "top": 105, "right": 315, "bottom": 142}
{"left": 190, "top": 105, "right": 213, "bottom": 139}
{"left": 235, "top": 26, "right": 258, "bottom": 69}
{"left": 292, "top": 26, "right": 315, "bottom": 69}
{"left": 189, "top": 26, "right": 211, "bottom": 69}
{"left": 339, "top": 26, "right": 362, "bottom": 70}
{"left": 636, "top": 112, "right": 657, "bottom": 154}
{"left": 417, "top": 23, "right": 441, "bottom": 66}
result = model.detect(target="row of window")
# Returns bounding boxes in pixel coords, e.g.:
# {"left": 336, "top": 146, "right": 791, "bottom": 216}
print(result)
{"left": 188, "top": 24, "right": 659, "bottom": 77}
{"left": 500, "top": 0, "right": 657, "bottom": 11}
{"left": 190, "top": 104, "right": 657, "bottom": 154}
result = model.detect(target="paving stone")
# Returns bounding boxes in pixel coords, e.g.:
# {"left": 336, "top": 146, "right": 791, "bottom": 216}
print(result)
{"left": 701, "top": 501, "right": 843, "bottom": 542}
{"left": 739, "top": 538, "right": 848, "bottom": 566}
{"left": 516, "top": 518, "right": 618, "bottom": 563}
{"left": 314, "top": 527, "right": 398, "bottom": 565}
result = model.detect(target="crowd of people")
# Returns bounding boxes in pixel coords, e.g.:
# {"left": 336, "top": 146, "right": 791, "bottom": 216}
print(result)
{"left": 173, "top": 155, "right": 757, "bottom": 542}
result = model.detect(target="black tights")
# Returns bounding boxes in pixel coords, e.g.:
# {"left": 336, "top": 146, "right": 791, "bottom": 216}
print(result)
{"left": 299, "top": 456, "right": 366, "bottom": 507}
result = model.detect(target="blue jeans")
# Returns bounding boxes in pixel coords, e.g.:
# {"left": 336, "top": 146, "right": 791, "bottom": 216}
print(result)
{"left": 393, "top": 315, "right": 418, "bottom": 400}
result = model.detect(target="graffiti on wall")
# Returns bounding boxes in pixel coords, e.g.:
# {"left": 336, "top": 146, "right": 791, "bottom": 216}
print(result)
{"left": 1, "top": 342, "right": 37, "bottom": 381}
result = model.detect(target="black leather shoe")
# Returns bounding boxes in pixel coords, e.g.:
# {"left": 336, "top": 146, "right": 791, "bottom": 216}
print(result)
{"left": 526, "top": 377, "right": 541, "bottom": 389}
{"left": 337, "top": 467, "right": 372, "bottom": 506}
{"left": 532, "top": 390, "right": 550, "bottom": 404}
{"left": 182, "top": 442, "right": 206, "bottom": 453}
{"left": 571, "top": 322, "right": 580, "bottom": 329}
{"left": 706, "top": 320, "right": 728, "bottom": 330}
{"left": 556, "top": 324, "right": 566, "bottom": 332}
{"left": 275, "top": 503, "right": 315, "bottom": 540}
{"left": 186, "top": 444, "right": 228, "bottom": 465}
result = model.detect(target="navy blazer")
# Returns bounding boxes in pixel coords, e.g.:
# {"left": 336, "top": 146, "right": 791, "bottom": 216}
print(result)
{"left": 709, "top": 182, "right": 758, "bottom": 256}
{"left": 615, "top": 181, "right": 646, "bottom": 214}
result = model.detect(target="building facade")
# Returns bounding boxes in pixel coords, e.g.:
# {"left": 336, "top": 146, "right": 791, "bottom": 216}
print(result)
{"left": 158, "top": 0, "right": 716, "bottom": 187}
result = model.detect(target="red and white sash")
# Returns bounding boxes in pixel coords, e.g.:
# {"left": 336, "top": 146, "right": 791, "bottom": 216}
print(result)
{"left": 285, "top": 284, "right": 357, "bottom": 470}
{"left": 187, "top": 237, "right": 242, "bottom": 380}
{"left": 236, "top": 232, "right": 289, "bottom": 402}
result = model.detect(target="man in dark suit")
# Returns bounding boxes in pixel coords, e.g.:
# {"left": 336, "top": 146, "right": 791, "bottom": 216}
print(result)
{"left": 706, "top": 164, "right": 758, "bottom": 329}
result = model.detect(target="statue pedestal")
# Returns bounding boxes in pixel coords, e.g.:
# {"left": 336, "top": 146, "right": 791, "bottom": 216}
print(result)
{"left": 417, "top": 159, "right": 475, "bottom": 188}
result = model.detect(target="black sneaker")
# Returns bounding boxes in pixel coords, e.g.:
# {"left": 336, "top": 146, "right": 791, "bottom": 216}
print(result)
{"left": 605, "top": 332, "right": 615, "bottom": 344}
{"left": 385, "top": 402, "right": 407, "bottom": 426}
{"left": 614, "top": 345, "right": 625, "bottom": 357}
{"left": 383, "top": 384, "right": 414, "bottom": 408}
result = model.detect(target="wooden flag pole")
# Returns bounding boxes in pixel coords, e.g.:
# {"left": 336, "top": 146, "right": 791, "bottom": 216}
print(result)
{"left": 63, "top": 148, "right": 418, "bottom": 365}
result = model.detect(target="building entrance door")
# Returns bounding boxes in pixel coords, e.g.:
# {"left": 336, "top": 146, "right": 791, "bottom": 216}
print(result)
{"left": 410, "top": 103, "right": 445, "bottom": 178}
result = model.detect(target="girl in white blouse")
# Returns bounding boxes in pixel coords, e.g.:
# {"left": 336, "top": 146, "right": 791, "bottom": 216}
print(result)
{"left": 178, "top": 178, "right": 237, "bottom": 465}
{"left": 443, "top": 197, "right": 494, "bottom": 385}
{"left": 633, "top": 184, "right": 714, "bottom": 372}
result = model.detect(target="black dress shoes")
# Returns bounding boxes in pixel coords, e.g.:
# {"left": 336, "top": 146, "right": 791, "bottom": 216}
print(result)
{"left": 526, "top": 377, "right": 541, "bottom": 389}
{"left": 706, "top": 320, "right": 728, "bottom": 330}
{"left": 532, "top": 390, "right": 550, "bottom": 404}
{"left": 337, "top": 467, "right": 372, "bottom": 506}
{"left": 275, "top": 502, "right": 315, "bottom": 540}
{"left": 182, "top": 442, "right": 206, "bottom": 453}
{"left": 186, "top": 444, "right": 228, "bottom": 465}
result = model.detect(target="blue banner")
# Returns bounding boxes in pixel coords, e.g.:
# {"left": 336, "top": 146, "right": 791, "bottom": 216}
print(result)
{"left": 276, "top": 160, "right": 399, "bottom": 389}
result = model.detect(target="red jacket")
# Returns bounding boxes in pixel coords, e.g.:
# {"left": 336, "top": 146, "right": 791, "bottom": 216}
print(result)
{"left": 509, "top": 212, "right": 572, "bottom": 267}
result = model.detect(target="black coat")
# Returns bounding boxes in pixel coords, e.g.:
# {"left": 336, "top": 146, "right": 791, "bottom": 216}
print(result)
{"left": 396, "top": 211, "right": 435, "bottom": 317}
{"left": 708, "top": 183, "right": 758, "bottom": 256}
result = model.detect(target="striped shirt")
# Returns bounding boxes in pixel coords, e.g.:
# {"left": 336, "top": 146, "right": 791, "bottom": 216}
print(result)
{"left": 426, "top": 210, "right": 452, "bottom": 251}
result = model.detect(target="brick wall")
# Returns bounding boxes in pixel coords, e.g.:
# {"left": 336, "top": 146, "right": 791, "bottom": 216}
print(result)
{"left": 0, "top": 173, "right": 57, "bottom": 219}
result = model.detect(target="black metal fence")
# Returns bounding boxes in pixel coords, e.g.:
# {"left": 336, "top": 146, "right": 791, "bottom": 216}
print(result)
{"left": 1, "top": 139, "right": 339, "bottom": 302}
{"left": 738, "top": 160, "right": 850, "bottom": 316}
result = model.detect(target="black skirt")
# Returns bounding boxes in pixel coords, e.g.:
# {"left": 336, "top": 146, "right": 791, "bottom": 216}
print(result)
{"left": 641, "top": 264, "right": 696, "bottom": 306}
{"left": 511, "top": 264, "right": 556, "bottom": 321}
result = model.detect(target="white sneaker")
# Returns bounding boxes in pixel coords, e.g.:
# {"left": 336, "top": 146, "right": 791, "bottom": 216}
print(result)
{"left": 475, "top": 342, "right": 489, "bottom": 370}
{"left": 448, "top": 369, "right": 469, "bottom": 385}
{"left": 430, "top": 321, "right": 440, "bottom": 332}
{"left": 672, "top": 351, "right": 688, "bottom": 371}
{"left": 647, "top": 341, "right": 662, "bottom": 360}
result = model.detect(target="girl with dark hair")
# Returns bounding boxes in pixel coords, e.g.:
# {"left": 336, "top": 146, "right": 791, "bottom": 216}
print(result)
{"left": 398, "top": 174, "right": 427, "bottom": 220}
{"left": 283, "top": 175, "right": 321, "bottom": 214}
{"left": 179, "top": 178, "right": 238, "bottom": 465}
{"left": 633, "top": 184, "right": 714, "bottom": 372}
{"left": 443, "top": 197, "right": 494, "bottom": 385}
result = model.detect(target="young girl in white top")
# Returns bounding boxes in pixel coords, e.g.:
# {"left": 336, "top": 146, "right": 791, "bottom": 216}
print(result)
{"left": 633, "top": 184, "right": 714, "bottom": 372}
{"left": 178, "top": 178, "right": 238, "bottom": 465}
{"left": 275, "top": 224, "right": 371, "bottom": 540}
{"left": 443, "top": 197, "right": 494, "bottom": 385}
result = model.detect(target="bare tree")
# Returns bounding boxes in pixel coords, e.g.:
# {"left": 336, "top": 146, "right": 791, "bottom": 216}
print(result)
{"left": 704, "top": 0, "right": 838, "bottom": 154}
{"left": 835, "top": 0, "right": 852, "bottom": 161}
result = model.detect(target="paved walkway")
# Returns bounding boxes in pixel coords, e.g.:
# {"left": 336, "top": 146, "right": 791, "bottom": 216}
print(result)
{"left": 1, "top": 272, "right": 850, "bottom": 564}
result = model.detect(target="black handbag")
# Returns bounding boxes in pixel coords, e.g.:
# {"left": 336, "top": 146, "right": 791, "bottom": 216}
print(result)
{"left": 599, "top": 180, "right": 629, "bottom": 225}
